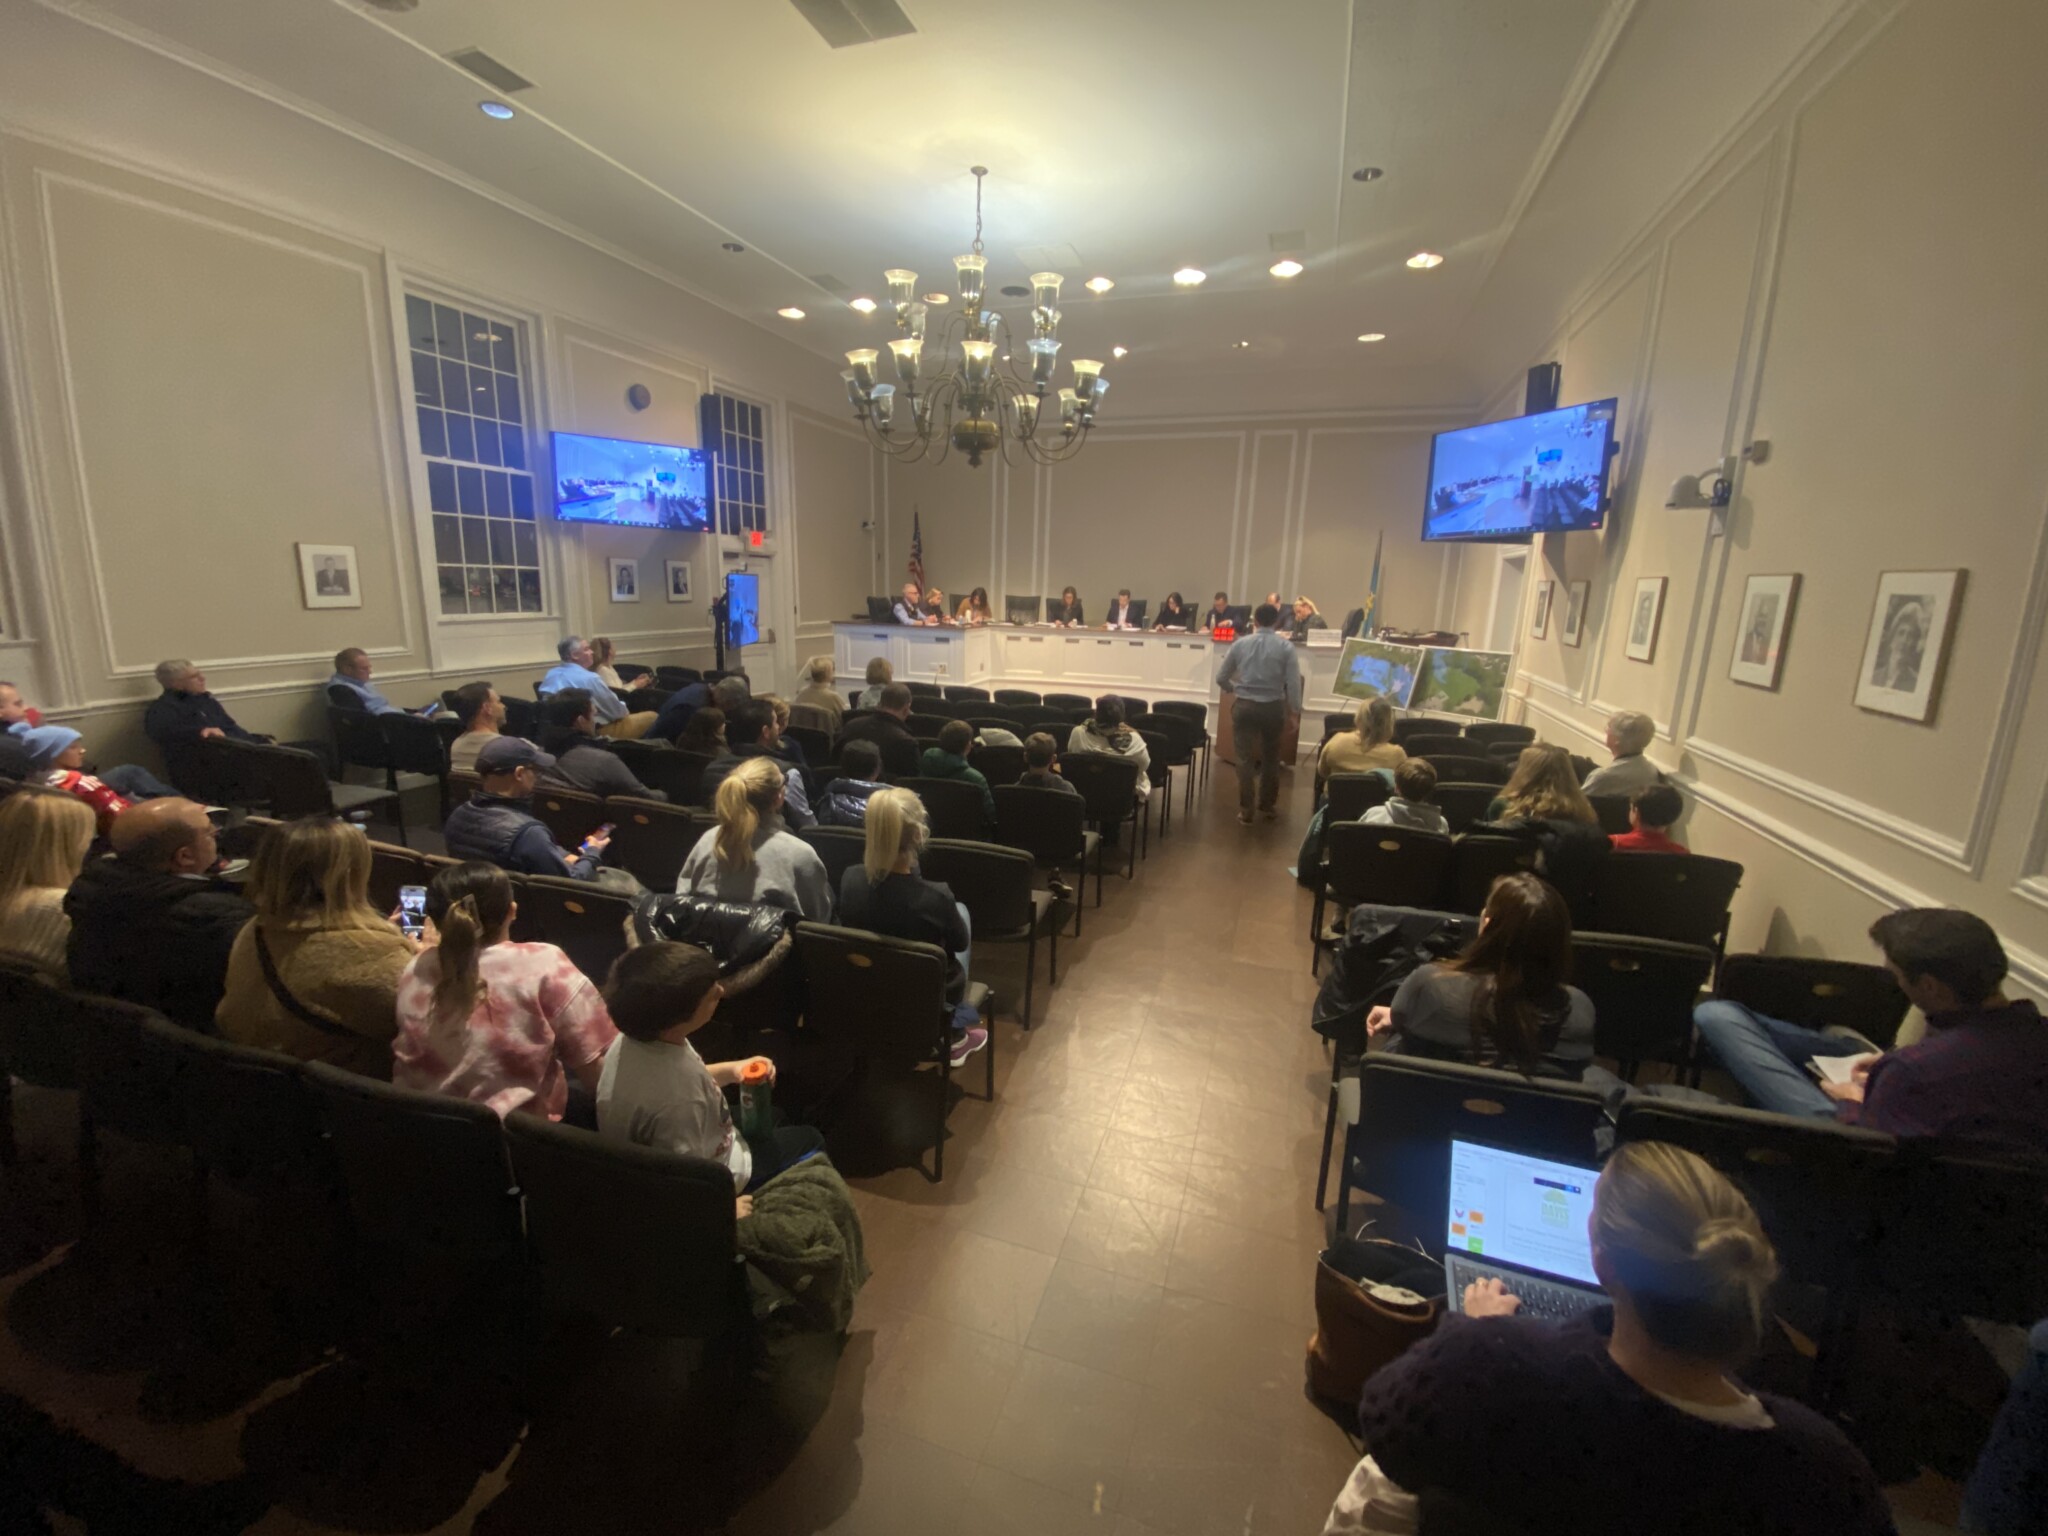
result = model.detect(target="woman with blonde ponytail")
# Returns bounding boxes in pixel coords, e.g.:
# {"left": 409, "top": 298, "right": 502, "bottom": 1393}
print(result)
{"left": 393, "top": 861, "right": 617, "bottom": 1121}
{"left": 1324, "top": 1140, "right": 1890, "bottom": 1536}
{"left": 676, "top": 756, "right": 832, "bottom": 918}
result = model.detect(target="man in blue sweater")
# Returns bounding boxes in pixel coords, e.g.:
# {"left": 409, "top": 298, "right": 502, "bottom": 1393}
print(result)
{"left": 540, "top": 636, "right": 658, "bottom": 740}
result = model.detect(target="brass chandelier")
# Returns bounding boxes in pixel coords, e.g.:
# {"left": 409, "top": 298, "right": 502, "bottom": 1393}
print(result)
{"left": 843, "top": 167, "right": 1113, "bottom": 468}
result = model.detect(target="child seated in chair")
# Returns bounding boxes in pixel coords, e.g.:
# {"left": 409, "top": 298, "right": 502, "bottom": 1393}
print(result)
{"left": 1610, "top": 784, "right": 1688, "bottom": 854}
{"left": 1361, "top": 758, "right": 1449, "bottom": 836}
{"left": 917, "top": 719, "right": 996, "bottom": 828}
{"left": 596, "top": 940, "right": 823, "bottom": 1215}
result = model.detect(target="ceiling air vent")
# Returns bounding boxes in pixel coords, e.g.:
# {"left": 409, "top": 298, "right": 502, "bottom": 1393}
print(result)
{"left": 790, "top": 0, "right": 917, "bottom": 49}
{"left": 446, "top": 47, "right": 535, "bottom": 95}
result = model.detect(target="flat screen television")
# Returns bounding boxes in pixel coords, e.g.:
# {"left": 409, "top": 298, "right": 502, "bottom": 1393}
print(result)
{"left": 1421, "top": 399, "right": 1619, "bottom": 543}
{"left": 1410, "top": 646, "right": 1513, "bottom": 721}
{"left": 1331, "top": 638, "right": 1424, "bottom": 707}
{"left": 552, "top": 431, "right": 713, "bottom": 531}
{"left": 724, "top": 571, "right": 760, "bottom": 649}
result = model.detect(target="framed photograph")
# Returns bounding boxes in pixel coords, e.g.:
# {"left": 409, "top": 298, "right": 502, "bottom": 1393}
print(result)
{"left": 1530, "top": 580, "right": 1554, "bottom": 640}
{"left": 665, "top": 559, "right": 693, "bottom": 603}
{"left": 296, "top": 543, "right": 361, "bottom": 610}
{"left": 608, "top": 557, "right": 640, "bottom": 603}
{"left": 1728, "top": 573, "right": 1800, "bottom": 690}
{"left": 1561, "top": 580, "right": 1590, "bottom": 648}
{"left": 1854, "top": 569, "right": 1965, "bottom": 722}
{"left": 1624, "top": 576, "right": 1667, "bottom": 663}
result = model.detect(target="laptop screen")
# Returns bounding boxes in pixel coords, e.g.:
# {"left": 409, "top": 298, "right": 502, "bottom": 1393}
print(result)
{"left": 1447, "top": 1140, "right": 1600, "bottom": 1286}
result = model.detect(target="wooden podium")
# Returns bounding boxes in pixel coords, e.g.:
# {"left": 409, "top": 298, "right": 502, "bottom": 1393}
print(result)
{"left": 1215, "top": 688, "right": 1302, "bottom": 768}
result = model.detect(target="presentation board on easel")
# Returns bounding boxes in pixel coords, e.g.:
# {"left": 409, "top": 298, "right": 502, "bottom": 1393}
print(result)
{"left": 1331, "top": 637, "right": 1513, "bottom": 721}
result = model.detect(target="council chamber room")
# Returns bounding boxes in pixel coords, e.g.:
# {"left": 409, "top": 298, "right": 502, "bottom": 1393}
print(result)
{"left": 0, "top": 1, "right": 2042, "bottom": 1532}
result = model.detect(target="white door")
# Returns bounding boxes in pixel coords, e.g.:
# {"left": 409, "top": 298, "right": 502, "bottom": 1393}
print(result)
{"left": 720, "top": 555, "right": 788, "bottom": 692}
{"left": 1488, "top": 551, "right": 1527, "bottom": 654}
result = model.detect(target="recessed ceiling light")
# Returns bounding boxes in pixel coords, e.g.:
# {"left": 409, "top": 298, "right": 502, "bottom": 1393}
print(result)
{"left": 923, "top": 292, "right": 951, "bottom": 305}
{"left": 1172, "top": 267, "right": 1206, "bottom": 287}
{"left": 777, "top": 307, "right": 805, "bottom": 320}
{"left": 1112, "top": 345, "right": 1128, "bottom": 359}
{"left": 999, "top": 284, "right": 1030, "bottom": 298}
{"left": 1233, "top": 340, "right": 1250, "bottom": 349}
{"left": 1356, "top": 332, "right": 1386, "bottom": 343}
{"left": 1269, "top": 258, "right": 1304, "bottom": 279}
{"left": 1351, "top": 166, "right": 1383, "bottom": 182}
{"left": 478, "top": 101, "right": 516, "bottom": 120}
{"left": 848, "top": 297, "right": 877, "bottom": 314}
{"left": 1406, "top": 251, "right": 1444, "bottom": 269}
{"left": 721, "top": 241, "right": 745, "bottom": 253}
{"left": 1085, "top": 276, "right": 1115, "bottom": 294}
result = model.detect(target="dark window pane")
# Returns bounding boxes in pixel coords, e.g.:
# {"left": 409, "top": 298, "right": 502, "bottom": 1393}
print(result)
{"left": 466, "top": 567, "right": 492, "bottom": 606}
{"left": 427, "top": 460, "right": 458, "bottom": 513}
{"left": 494, "top": 332, "right": 516, "bottom": 373}
{"left": 518, "top": 569, "right": 543, "bottom": 612}
{"left": 438, "top": 565, "right": 469, "bottom": 615}
{"left": 496, "top": 375, "right": 522, "bottom": 424}
{"left": 462, "top": 517, "right": 491, "bottom": 563}
{"left": 514, "top": 523, "right": 538, "bottom": 565}
{"left": 465, "top": 314, "right": 497, "bottom": 368}
{"left": 417, "top": 408, "right": 447, "bottom": 458}
{"left": 489, "top": 522, "right": 515, "bottom": 565}
{"left": 433, "top": 514, "right": 462, "bottom": 564}
{"left": 439, "top": 358, "right": 468, "bottom": 410}
{"left": 510, "top": 475, "right": 535, "bottom": 518}
{"left": 434, "top": 303, "right": 465, "bottom": 359}
{"left": 446, "top": 414, "right": 476, "bottom": 462}
{"left": 469, "top": 369, "right": 497, "bottom": 419}
{"left": 493, "top": 568, "right": 519, "bottom": 612}
{"left": 485, "top": 471, "right": 511, "bottom": 517}
{"left": 406, "top": 296, "right": 437, "bottom": 352}
{"left": 473, "top": 418, "right": 502, "bottom": 466}
{"left": 500, "top": 424, "right": 526, "bottom": 470}
{"left": 457, "top": 465, "right": 485, "bottom": 514}
{"left": 411, "top": 350, "right": 441, "bottom": 408}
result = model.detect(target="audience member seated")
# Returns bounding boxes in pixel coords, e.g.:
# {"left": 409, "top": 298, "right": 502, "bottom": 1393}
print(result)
{"left": 1366, "top": 873, "right": 1596, "bottom": 1082}
{"left": 214, "top": 816, "right": 413, "bottom": 1076}
{"left": 0, "top": 792, "right": 96, "bottom": 981}
{"left": 443, "top": 736, "right": 617, "bottom": 884}
{"left": 1011, "top": 735, "right": 1074, "bottom": 799}
{"left": 1694, "top": 908, "right": 2048, "bottom": 1157}
{"left": 1612, "top": 784, "right": 1688, "bottom": 854}
{"left": 1066, "top": 695, "right": 1151, "bottom": 803}
{"left": 597, "top": 940, "right": 823, "bottom": 1209}
{"left": 327, "top": 647, "right": 413, "bottom": 715}
{"left": 1481, "top": 744, "right": 1609, "bottom": 916}
{"left": 1362, "top": 758, "right": 1448, "bottom": 835}
{"left": 4, "top": 679, "right": 176, "bottom": 802}
{"left": 701, "top": 699, "right": 814, "bottom": 828}
{"left": 677, "top": 706, "right": 726, "bottom": 756}
{"left": 446, "top": 681, "right": 504, "bottom": 774}
{"left": 538, "top": 689, "right": 664, "bottom": 801}
{"left": 1289, "top": 596, "right": 1328, "bottom": 641}
{"left": 918, "top": 720, "right": 995, "bottom": 828}
{"left": 1325, "top": 1142, "right": 1891, "bottom": 1535}
{"left": 588, "top": 636, "right": 651, "bottom": 694}
{"left": 677, "top": 757, "right": 832, "bottom": 919}
{"left": 838, "top": 786, "right": 988, "bottom": 1068}
{"left": 1153, "top": 591, "right": 1192, "bottom": 631}
{"left": 143, "top": 659, "right": 262, "bottom": 749}
{"left": 539, "top": 635, "right": 658, "bottom": 740}
{"left": 893, "top": 581, "right": 930, "bottom": 626}
{"left": 760, "top": 694, "right": 802, "bottom": 765}
{"left": 793, "top": 655, "right": 845, "bottom": 726}
{"left": 1319, "top": 697, "right": 1406, "bottom": 784}
{"left": 0, "top": 678, "right": 42, "bottom": 732}
{"left": 817, "top": 740, "right": 888, "bottom": 828}
{"left": 21, "top": 726, "right": 131, "bottom": 834}
{"left": 393, "top": 861, "right": 618, "bottom": 1121}
{"left": 839, "top": 683, "right": 920, "bottom": 777}
{"left": 0, "top": 731, "right": 28, "bottom": 782}
{"left": 856, "top": 657, "right": 893, "bottom": 711}
{"left": 1582, "top": 709, "right": 1662, "bottom": 797}
{"left": 652, "top": 676, "right": 714, "bottom": 742}
{"left": 66, "top": 798, "right": 251, "bottom": 1029}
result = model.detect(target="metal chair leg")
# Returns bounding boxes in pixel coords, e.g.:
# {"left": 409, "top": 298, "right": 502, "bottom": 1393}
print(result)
{"left": 1315, "top": 1081, "right": 1339, "bottom": 1212}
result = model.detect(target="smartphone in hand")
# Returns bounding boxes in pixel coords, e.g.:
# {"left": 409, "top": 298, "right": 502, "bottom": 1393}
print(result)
{"left": 397, "top": 884, "right": 427, "bottom": 939}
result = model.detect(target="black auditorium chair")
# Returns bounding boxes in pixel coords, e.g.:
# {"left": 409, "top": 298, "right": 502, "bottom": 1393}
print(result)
{"left": 904, "top": 713, "right": 949, "bottom": 741}
{"left": 993, "top": 689, "right": 1042, "bottom": 706}
{"left": 1430, "top": 782, "right": 1498, "bottom": 836}
{"left": 920, "top": 838, "right": 1058, "bottom": 1025}
{"left": 1588, "top": 851, "right": 1744, "bottom": 959}
{"left": 972, "top": 743, "right": 1026, "bottom": 787}
{"left": 897, "top": 777, "right": 990, "bottom": 842}
{"left": 531, "top": 785, "right": 607, "bottom": 853}
{"left": 784, "top": 725, "right": 833, "bottom": 769}
{"left": 903, "top": 681, "right": 943, "bottom": 700}
{"left": 1710, "top": 953, "right": 1911, "bottom": 1051}
{"left": 1569, "top": 933, "right": 1717, "bottom": 1078}
{"left": 1450, "top": 834, "right": 1539, "bottom": 915}
{"left": 797, "top": 825, "right": 867, "bottom": 893}
{"left": 1462, "top": 723, "right": 1535, "bottom": 749}
{"left": 1588, "top": 794, "right": 1634, "bottom": 836}
{"left": 377, "top": 710, "right": 455, "bottom": 817}
{"left": 1402, "top": 732, "right": 1469, "bottom": 759}
{"left": 1042, "top": 693, "right": 1091, "bottom": 711}
{"left": 943, "top": 685, "right": 991, "bottom": 703}
{"left": 1059, "top": 754, "right": 1144, "bottom": 882}
{"left": 606, "top": 798, "right": 712, "bottom": 890}
{"left": 1311, "top": 823, "right": 1455, "bottom": 974}
{"left": 993, "top": 784, "right": 1101, "bottom": 930}
{"left": 516, "top": 875, "right": 637, "bottom": 985}
{"left": 1422, "top": 754, "right": 1509, "bottom": 787}
{"left": 1322, "top": 772, "right": 1391, "bottom": 824}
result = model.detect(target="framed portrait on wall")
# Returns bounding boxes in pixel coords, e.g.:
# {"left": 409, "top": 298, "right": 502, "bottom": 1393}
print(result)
{"left": 608, "top": 558, "right": 640, "bottom": 603}
{"left": 1728, "top": 573, "right": 1800, "bottom": 690}
{"left": 1854, "top": 569, "right": 1965, "bottom": 722}
{"left": 665, "top": 560, "right": 693, "bottom": 603}
{"left": 1561, "top": 580, "right": 1590, "bottom": 647}
{"left": 297, "top": 543, "right": 361, "bottom": 610}
{"left": 1624, "top": 576, "right": 1666, "bottom": 663}
{"left": 1530, "top": 580, "right": 1554, "bottom": 640}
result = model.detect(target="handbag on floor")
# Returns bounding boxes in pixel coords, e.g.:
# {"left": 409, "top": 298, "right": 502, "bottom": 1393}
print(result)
{"left": 1306, "top": 1233, "right": 1446, "bottom": 1410}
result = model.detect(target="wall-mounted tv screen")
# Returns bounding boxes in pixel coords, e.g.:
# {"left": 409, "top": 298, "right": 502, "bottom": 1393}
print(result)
{"left": 1411, "top": 647, "right": 1513, "bottom": 721}
{"left": 1422, "top": 398, "right": 1618, "bottom": 543}
{"left": 552, "top": 431, "right": 712, "bottom": 530}
{"left": 1331, "top": 638, "right": 1424, "bottom": 707}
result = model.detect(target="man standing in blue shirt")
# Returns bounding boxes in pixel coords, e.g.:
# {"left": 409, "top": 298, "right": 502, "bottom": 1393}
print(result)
{"left": 540, "top": 635, "right": 659, "bottom": 740}
{"left": 1214, "top": 602, "right": 1303, "bottom": 825}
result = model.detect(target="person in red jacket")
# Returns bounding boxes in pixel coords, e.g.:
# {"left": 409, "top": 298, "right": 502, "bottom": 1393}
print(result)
{"left": 20, "top": 725, "right": 131, "bottom": 834}
{"left": 1610, "top": 784, "right": 1689, "bottom": 854}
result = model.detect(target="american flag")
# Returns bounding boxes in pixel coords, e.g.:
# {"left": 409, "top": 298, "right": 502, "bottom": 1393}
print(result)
{"left": 908, "top": 508, "right": 925, "bottom": 592}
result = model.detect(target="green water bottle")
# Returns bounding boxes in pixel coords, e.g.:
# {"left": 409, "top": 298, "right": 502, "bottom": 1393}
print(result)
{"left": 738, "top": 1059, "right": 773, "bottom": 1140}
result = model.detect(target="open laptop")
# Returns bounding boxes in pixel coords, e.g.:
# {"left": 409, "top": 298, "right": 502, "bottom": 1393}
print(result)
{"left": 1443, "top": 1139, "right": 1606, "bottom": 1320}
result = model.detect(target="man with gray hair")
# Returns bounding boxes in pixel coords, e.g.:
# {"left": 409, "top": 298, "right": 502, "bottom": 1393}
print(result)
{"left": 144, "top": 659, "right": 261, "bottom": 750}
{"left": 1581, "top": 709, "right": 1662, "bottom": 798}
{"left": 539, "top": 635, "right": 658, "bottom": 740}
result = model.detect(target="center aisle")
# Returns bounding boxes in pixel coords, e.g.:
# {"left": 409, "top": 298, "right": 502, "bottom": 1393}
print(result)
{"left": 729, "top": 755, "right": 1359, "bottom": 1535}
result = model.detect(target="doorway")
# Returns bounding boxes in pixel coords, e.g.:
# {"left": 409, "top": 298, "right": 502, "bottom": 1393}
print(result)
{"left": 1487, "top": 550, "right": 1527, "bottom": 655}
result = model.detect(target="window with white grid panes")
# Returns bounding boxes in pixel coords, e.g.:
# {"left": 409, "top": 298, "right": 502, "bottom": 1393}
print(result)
{"left": 403, "top": 294, "right": 544, "bottom": 616}
{"left": 708, "top": 392, "right": 768, "bottom": 537}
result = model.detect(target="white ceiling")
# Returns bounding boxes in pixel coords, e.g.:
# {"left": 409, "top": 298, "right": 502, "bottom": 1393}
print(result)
{"left": 47, "top": 0, "right": 1851, "bottom": 417}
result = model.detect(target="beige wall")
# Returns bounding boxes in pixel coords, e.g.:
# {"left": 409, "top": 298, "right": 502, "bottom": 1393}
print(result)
{"left": 1456, "top": 0, "right": 2048, "bottom": 991}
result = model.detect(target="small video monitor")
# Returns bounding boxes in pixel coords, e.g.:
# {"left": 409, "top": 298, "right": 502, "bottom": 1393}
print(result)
{"left": 1004, "top": 594, "right": 1042, "bottom": 624}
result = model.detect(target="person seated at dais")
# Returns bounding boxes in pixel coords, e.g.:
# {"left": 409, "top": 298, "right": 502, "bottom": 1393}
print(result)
{"left": 1153, "top": 591, "right": 1192, "bottom": 631}
{"left": 1289, "top": 595, "right": 1328, "bottom": 642}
